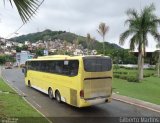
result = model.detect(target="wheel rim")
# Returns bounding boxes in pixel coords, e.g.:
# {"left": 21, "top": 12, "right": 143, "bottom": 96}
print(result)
{"left": 49, "top": 89, "right": 53, "bottom": 99}
{"left": 56, "top": 92, "right": 61, "bottom": 102}
{"left": 57, "top": 95, "right": 60, "bottom": 102}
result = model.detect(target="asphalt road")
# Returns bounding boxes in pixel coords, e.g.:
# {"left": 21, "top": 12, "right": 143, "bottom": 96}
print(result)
{"left": 1, "top": 68, "right": 160, "bottom": 123}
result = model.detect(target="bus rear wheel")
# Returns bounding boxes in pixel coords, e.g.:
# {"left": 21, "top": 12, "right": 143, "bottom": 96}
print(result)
{"left": 48, "top": 88, "right": 53, "bottom": 99}
{"left": 55, "top": 91, "right": 61, "bottom": 103}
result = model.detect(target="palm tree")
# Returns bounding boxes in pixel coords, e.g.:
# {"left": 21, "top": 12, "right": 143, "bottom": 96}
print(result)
{"left": 63, "top": 40, "right": 68, "bottom": 55}
{"left": 86, "top": 33, "right": 91, "bottom": 55}
{"left": 119, "top": 4, "right": 160, "bottom": 81}
{"left": 97, "top": 22, "right": 109, "bottom": 55}
{"left": 3, "top": 0, "right": 44, "bottom": 23}
{"left": 156, "top": 43, "right": 160, "bottom": 77}
{"left": 90, "top": 37, "right": 95, "bottom": 51}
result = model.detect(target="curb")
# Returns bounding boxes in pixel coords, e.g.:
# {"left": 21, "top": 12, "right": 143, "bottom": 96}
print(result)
{"left": 112, "top": 94, "right": 160, "bottom": 113}
{"left": 0, "top": 68, "right": 52, "bottom": 123}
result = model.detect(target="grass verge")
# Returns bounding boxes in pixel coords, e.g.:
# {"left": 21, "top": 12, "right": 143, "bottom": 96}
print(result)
{"left": 0, "top": 78, "right": 49, "bottom": 123}
{"left": 113, "top": 77, "right": 160, "bottom": 105}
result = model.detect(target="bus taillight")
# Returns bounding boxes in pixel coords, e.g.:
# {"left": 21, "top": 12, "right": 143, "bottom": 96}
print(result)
{"left": 80, "top": 90, "right": 84, "bottom": 98}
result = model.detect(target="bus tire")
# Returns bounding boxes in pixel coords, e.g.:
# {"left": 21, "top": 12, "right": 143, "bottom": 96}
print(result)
{"left": 48, "top": 88, "right": 53, "bottom": 99}
{"left": 55, "top": 90, "right": 61, "bottom": 103}
{"left": 28, "top": 81, "right": 31, "bottom": 87}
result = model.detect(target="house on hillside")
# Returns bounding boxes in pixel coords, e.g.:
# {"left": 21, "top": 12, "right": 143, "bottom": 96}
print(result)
{"left": 25, "top": 41, "right": 31, "bottom": 45}
{"left": 6, "top": 41, "right": 13, "bottom": 47}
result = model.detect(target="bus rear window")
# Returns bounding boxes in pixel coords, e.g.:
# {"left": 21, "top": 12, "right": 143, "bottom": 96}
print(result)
{"left": 83, "top": 57, "right": 112, "bottom": 72}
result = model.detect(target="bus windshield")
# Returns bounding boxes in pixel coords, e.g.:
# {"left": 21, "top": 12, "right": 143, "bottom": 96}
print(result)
{"left": 83, "top": 57, "right": 112, "bottom": 72}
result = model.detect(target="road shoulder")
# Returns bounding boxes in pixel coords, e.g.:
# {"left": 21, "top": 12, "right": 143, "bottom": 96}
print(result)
{"left": 0, "top": 67, "right": 51, "bottom": 123}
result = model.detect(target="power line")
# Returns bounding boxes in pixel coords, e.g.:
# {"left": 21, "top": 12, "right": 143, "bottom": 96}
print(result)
{"left": 5, "top": 0, "right": 45, "bottom": 39}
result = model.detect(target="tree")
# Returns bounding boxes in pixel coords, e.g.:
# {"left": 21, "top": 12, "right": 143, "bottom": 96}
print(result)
{"left": 97, "top": 22, "right": 109, "bottom": 55}
{"left": 0, "top": 55, "right": 15, "bottom": 65}
{"left": 119, "top": 4, "right": 160, "bottom": 81}
{"left": 156, "top": 43, "right": 160, "bottom": 77}
{"left": 3, "top": 0, "right": 44, "bottom": 23}
{"left": 35, "top": 48, "right": 44, "bottom": 56}
{"left": 86, "top": 33, "right": 91, "bottom": 55}
{"left": 15, "top": 46, "right": 22, "bottom": 52}
{"left": 63, "top": 40, "right": 68, "bottom": 55}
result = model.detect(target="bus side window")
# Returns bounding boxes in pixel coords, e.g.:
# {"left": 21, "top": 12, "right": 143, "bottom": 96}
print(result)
{"left": 49, "top": 61, "right": 56, "bottom": 73}
{"left": 55, "top": 61, "right": 63, "bottom": 74}
{"left": 69, "top": 61, "right": 79, "bottom": 76}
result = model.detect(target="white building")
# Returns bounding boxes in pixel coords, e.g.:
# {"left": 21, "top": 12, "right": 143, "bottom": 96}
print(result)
{"left": 32, "top": 43, "right": 37, "bottom": 47}
{"left": 73, "top": 49, "right": 83, "bottom": 56}
{"left": 18, "top": 43, "right": 23, "bottom": 47}
{"left": 6, "top": 42, "right": 13, "bottom": 47}
{"left": 16, "top": 51, "right": 34, "bottom": 66}
{"left": 4, "top": 51, "right": 12, "bottom": 55}
{"left": 91, "top": 50, "right": 97, "bottom": 55}
{"left": 25, "top": 41, "right": 31, "bottom": 45}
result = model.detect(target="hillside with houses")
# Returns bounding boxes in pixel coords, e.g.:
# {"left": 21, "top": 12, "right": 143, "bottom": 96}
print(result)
{"left": 0, "top": 29, "right": 122, "bottom": 57}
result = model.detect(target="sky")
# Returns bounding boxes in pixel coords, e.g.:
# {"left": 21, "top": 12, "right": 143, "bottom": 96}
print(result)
{"left": 0, "top": 0, "right": 160, "bottom": 51}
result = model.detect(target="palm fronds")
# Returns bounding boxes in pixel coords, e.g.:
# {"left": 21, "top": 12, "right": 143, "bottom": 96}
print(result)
{"left": 4, "top": 0, "right": 43, "bottom": 23}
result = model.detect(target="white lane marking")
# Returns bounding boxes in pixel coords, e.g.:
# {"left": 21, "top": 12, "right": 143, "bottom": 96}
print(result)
{"left": 113, "top": 97, "right": 160, "bottom": 113}
{"left": 32, "top": 100, "right": 42, "bottom": 108}
{"left": 23, "top": 97, "right": 52, "bottom": 123}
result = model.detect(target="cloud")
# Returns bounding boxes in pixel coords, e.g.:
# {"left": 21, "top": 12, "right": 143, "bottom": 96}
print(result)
{"left": 0, "top": 0, "right": 160, "bottom": 51}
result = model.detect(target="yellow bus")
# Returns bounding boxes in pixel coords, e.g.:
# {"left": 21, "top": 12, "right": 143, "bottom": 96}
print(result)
{"left": 24, "top": 55, "right": 112, "bottom": 107}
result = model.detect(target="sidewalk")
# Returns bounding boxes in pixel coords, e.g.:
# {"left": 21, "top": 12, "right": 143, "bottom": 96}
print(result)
{"left": 112, "top": 93, "right": 160, "bottom": 113}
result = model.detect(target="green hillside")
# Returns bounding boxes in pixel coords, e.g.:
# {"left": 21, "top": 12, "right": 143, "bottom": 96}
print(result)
{"left": 10, "top": 29, "right": 122, "bottom": 52}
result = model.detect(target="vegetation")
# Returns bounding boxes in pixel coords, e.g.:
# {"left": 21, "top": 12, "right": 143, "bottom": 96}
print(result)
{"left": 10, "top": 30, "right": 66, "bottom": 43}
{"left": 86, "top": 33, "right": 92, "bottom": 55}
{"left": 35, "top": 48, "right": 45, "bottom": 56}
{"left": 10, "top": 29, "right": 122, "bottom": 54}
{"left": 109, "top": 49, "right": 137, "bottom": 64}
{"left": 0, "top": 78, "right": 48, "bottom": 122}
{"left": 97, "top": 22, "right": 109, "bottom": 55}
{"left": 113, "top": 67, "right": 155, "bottom": 82}
{"left": 3, "top": 0, "right": 43, "bottom": 23}
{"left": 0, "top": 55, "right": 15, "bottom": 65}
{"left": 156, "top": 43, "right": 160, "bottom": 77}
{"left": 113, "top": 77, "right": 160, "bottom": 105}
{"left": 119, "top": 4, "right": 160, "bottom": 81}
{"left": 15, "top": 45, "right": 28, "bottom": 52}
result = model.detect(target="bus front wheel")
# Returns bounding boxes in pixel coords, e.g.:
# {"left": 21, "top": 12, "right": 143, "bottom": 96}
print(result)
{"left": 55, "top": 90, "right": 61, "bottom": 103}
{"left": 48, "top": 88, "right": 53, "bottom": 99}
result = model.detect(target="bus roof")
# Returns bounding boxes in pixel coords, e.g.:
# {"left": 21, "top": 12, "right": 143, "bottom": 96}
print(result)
{"left": 27, "top": 55, "right": 110, "bottom": 61}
